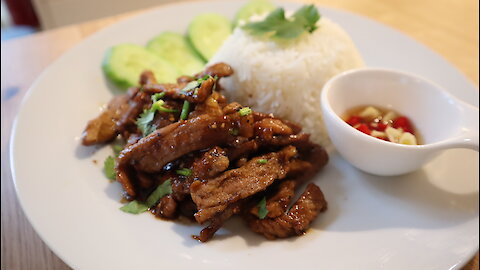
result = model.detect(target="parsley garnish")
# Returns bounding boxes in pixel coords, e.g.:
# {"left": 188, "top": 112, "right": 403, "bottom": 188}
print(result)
{"left": 176, "top": 168, "right": 192, "bottom": 177}
{"left": 136, "top": 109, "right": 156, "bottom": 136}
{"left": 136, "top": 92, "right": 177, "bottom": 136}
{"left": 119, "top": 200, "right": 148, "bottom": 214}
{"left": 120, "top": 180, "right": 172, "bottom": 214}
{"left": 257, "top": 159, "right": 268, "bottom": 164}
{"left": 112, "top": 143, "right": 124, "bottom": 156}
{"left": 103, "top": 156, "right": 116, "bottom": 180}
{"left": 257, "top": 196, "right": 268, "bottom": 219}
{"left": 145, "top": 180, "right": 173, "bottom": 207}
{"left": 242, "top": 5, "right": 320, "bottom": 40}
{"left": 239, "top": 107, "right": 252, "bottom": 116}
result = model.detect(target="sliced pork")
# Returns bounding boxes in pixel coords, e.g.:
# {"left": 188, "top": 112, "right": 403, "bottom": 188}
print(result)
{"left": 246, "top": 183, "right": 327, "bottom": 240}
{"left": 81, "top": 63, "right": 329, "bottom": 242}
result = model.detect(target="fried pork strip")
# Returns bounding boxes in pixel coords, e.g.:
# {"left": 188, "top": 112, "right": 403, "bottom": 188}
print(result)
{"left": 190, "top": 146, "right": 298, "bottom": 224}
{"left": 246, "top": 183, "right": 327, "bottom": 240}
{"left": 80, "top": 62, "right": 330, "bottom": 243}
{"left": 116, "top": 114, "right": 234, "bottom": 197}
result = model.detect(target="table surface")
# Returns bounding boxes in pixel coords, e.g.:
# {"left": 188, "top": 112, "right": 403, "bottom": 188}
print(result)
{"left": 1, "top": 0, "right": 478, "bottom": 269}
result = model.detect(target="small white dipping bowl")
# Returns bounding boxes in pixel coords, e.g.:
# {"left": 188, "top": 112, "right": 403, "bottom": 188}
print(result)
{"left": 321, "top": 68, "right": 479, "bottom": 176}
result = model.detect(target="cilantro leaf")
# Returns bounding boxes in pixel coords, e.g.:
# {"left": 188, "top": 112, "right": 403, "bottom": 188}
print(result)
{"left": 119, "top": 180, "right": 172, "bottom": 214}
{"left": 274, "top": 22, "right": 305, "bottom": 39}
{"left": 111, "top": 142, "right": 124, "bottom": 156}
{"left": 103, "top": 156, "right": 116, "bottom": 180}
{"left": 243, "top": 8, "right": 285, "bottom": 37}
{"left": 293, "top": 5, "right": 320, "bottom": 33}
{"left": 257, "top": 196, "right": 268, "bottom": 219}
{"left": 120, "top": 200, "right": 149, "bottom": 214}
{"left": 136, "top": 75, "right": 217, "bottom": 137}
{"left": 136, "top": 109, "right": 156, "bottom": 136}
{"left": 242, "top": 5, "right": 320, "bottom": 40}
{"left": 145, "top": 180, "right": 172, "bottom": 207}
{"left": 145, "top": 125, "right": 157, "bottom": 137}
{"left": 137, "top": 93, "right": 180, "bottom": 136}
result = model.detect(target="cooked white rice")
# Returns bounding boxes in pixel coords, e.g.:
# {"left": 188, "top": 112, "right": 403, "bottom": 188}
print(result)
{"left": 208, "top": 17, "right": 364, "bottom": 146}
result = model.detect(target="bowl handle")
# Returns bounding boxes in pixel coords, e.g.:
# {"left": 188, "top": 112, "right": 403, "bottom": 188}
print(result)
{"left": 453, "top": 102, "right": 479, "bottom": 151}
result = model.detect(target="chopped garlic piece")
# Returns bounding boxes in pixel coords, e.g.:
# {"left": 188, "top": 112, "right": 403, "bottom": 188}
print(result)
{"left": 371, "top": 130, "right": 387, "bottom": 138}
{"left": 359, "top": 106, "right": 381, "bottom": 121}
{"left": 399, "top": 132, "right": 417, "bottom": 145}
{"left": 382, "top": 111, "right": 397, "bottom": 123}
{"left": 385, "top": 126, "right": 403, "bottom": 143}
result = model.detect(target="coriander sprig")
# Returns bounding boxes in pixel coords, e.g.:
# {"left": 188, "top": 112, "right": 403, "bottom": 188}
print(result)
{"left": 120, "top": 180, "right": 173, "bottom": 214}
{"left": 257, "top": 196, "right": 269, "bottom": 219}
{"left": 103, "top": 156, "right": 116, "bottom": 180}
{"left": 136, "top": 92, "right": 177, "bottom": 136}
{"left": 242, "top": 5, "right": 320, "bottom": 40}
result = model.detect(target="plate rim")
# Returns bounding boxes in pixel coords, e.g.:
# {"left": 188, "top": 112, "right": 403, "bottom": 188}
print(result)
{"left": 9, "top": 1, "right": 479, "bottom": 269}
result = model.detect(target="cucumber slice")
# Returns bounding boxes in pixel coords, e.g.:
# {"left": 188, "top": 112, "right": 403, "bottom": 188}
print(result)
{"left": 102, "top": 44, "right": 180, "bottom": 89}
{"left": 147, "top": 32, "right": 206, "bottom": 76}
{"left": 188, "top": 13, "right": 232, "bottom": 61}
{"left": 234, "top": 0, "right": 276, "bottom": 26}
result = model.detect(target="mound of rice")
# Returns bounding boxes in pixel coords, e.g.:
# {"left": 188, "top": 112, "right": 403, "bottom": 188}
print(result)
{"left": 208, "top": 17, "right": 364, "bottom": 146}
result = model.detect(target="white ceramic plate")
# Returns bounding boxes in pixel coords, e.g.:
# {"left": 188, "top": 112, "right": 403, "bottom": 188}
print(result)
{"left": 11, "top": 1, "right": 479, "bottom": 269}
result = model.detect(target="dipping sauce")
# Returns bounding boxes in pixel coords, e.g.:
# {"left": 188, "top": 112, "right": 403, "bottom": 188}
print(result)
{"left": 343, "top": 105, "right": 421, "bottom": 145}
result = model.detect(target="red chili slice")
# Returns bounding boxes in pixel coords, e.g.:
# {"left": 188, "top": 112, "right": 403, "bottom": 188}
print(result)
{"left": 370, "top": 122, "right": 387, "bottom": 131}
{"left": 393, "top": 116, "right": 414, "bottom": 133}
{"left": 346, "top": 116, "right": 362, "bottom": 126}
{"left": 356, "top": 124, "right": 371, "bottom": 135}
{"left": 378, "top": 123, "right": 388, "bottom": 131}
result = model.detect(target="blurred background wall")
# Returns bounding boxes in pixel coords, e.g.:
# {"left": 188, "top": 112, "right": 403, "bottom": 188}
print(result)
{"left": 1, "top": 0, "right": 38, "bottom": 40}
{"left": 31, "top": 0, "right": 175, "bottom": 29}
{"left": 1, "top": 0, "right": 175, "bottom": 40}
